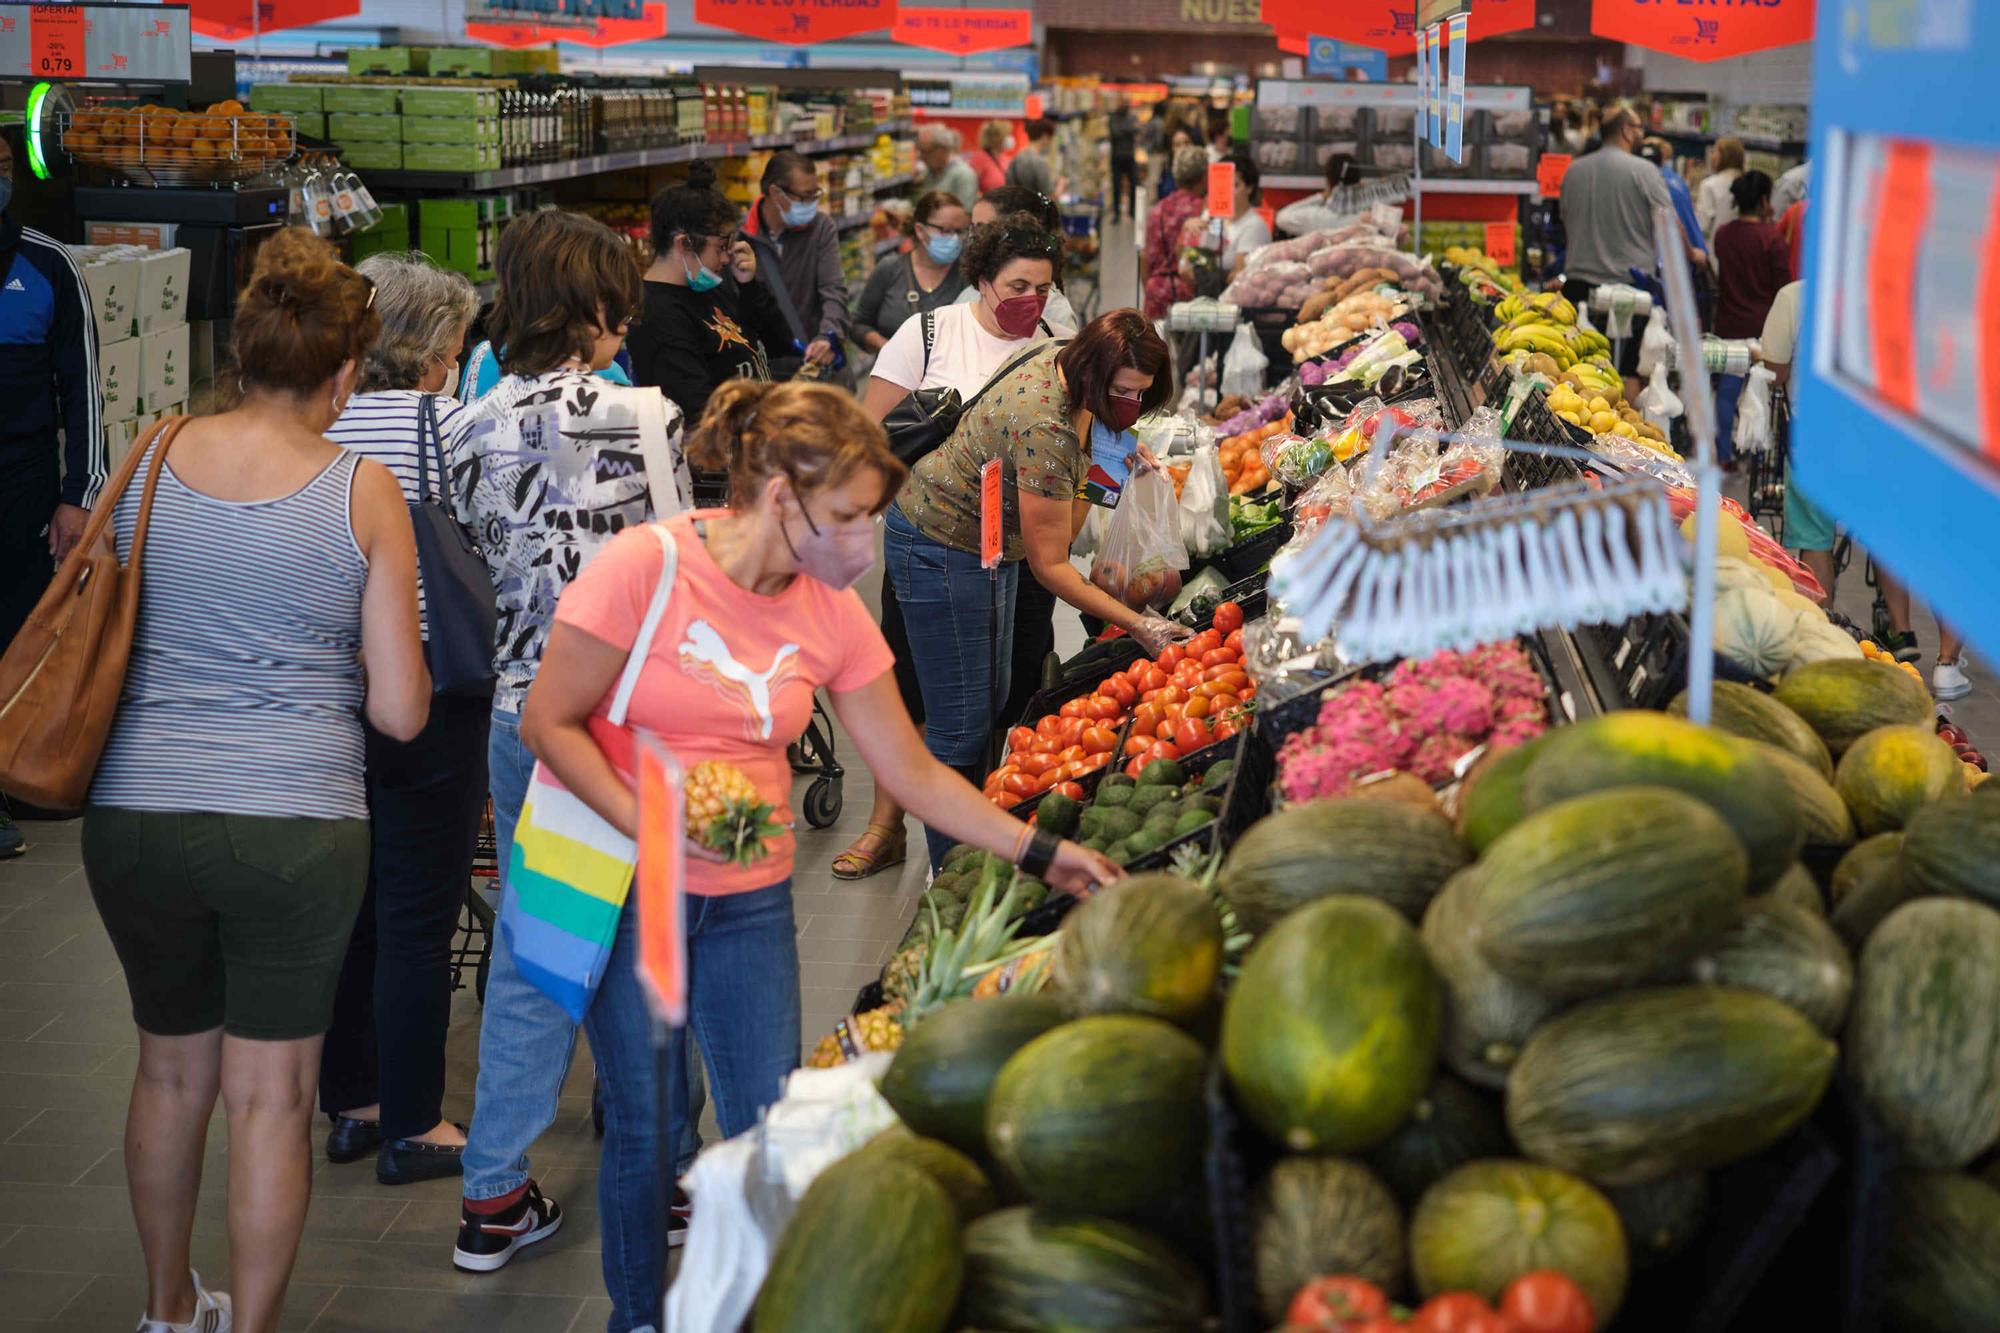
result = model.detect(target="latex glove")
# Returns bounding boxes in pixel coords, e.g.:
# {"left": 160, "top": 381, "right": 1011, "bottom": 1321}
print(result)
{"left": 1046, "top": 840, "right": 1122, "bottom": 896}
{"left": 1129, "top": 614, "right": 1195, "bottom": 656}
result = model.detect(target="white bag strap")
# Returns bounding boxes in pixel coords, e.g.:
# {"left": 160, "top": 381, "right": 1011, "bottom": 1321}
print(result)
{"left": 606, "top": 523, "right": 680, "bottom": 727}
{"left": 636, "top": 389, "right": 689, "bottom": 519}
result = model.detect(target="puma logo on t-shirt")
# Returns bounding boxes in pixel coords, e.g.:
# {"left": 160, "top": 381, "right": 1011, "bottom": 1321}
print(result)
{"left": 679, "top": 619, "right": 800, "bottom": 740}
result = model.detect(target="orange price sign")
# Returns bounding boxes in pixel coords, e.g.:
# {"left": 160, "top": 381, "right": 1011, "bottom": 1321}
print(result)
{"left": 1207, "top": 161, "right": 1236, "bottom": 221}
{"left": 30, "top": 3, "right": 86, "bottom": 79}
{"left": 979, "top": 458, "right": 1003, "bottom": 570}
{"left": 634, "top": 734, "right": 686, "bottom": 1028}
{"left": 1536, "top": 152, "right": 1573, "bottom": 199}
{"left": 1483, "top": 222, "right": 1517, "bottom": 268}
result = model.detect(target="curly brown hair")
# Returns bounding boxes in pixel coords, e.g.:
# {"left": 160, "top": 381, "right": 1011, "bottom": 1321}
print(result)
{"left": 960, "top": 210, "right": 1063, "bottom": 290}
{"left": 233, "top": 227, "right": 379, "bottom": 395}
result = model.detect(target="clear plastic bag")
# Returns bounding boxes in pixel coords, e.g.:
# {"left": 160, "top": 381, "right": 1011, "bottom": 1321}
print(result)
{"left": 1092, "top": 467, "right": 1189, "bottom": 609}
{"left": 1637, "top": 308, "right": 1674, "bottom": 378}
{"left": 1733, "top": 364, "right": 1776, "bottom": 456}
{"left": 1219, "top": 324, "right": 1270, "bottom": 401}
{"left": 1637, "top": 363, "right": 1684, "bottom": 434}
{"left": 1178, "top": 442, "right": 1231, "bottom": 558}
{"left": 1291, "top": 462, "right": 1354, "bottom": 536}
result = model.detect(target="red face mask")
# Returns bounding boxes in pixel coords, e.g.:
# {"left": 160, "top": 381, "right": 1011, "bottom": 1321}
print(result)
{"left": 1103, "top": 393, "right": 1145, "bottom": 432}
{"left": 989, "top": 292, "right": 1048, "bottom": 339}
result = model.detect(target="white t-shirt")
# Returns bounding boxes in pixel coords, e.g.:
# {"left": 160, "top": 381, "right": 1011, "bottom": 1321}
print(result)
{"left": 878, "top": 301, "right": 1055, "bottom": 400}
{"left": 1224, "top": 210, "right": 1272, "bottom": 270}
{"left": 1760, "top": 281, "right": 1803, "bottom": 367}
{"left": 951, "top": 283, "right": 1080, "bottom": 338}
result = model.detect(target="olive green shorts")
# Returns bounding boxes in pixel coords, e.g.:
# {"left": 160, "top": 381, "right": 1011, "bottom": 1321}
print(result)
{"left": 83, "top": 807, "right": 370, "bottom": 1041}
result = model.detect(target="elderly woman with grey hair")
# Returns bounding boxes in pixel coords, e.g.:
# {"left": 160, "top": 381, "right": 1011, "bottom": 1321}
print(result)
{"left": 318, "top": 250, "right": 490, "bottom": 1186}
{"left": 917, "top": 122, "right": 981, "bottom": 215}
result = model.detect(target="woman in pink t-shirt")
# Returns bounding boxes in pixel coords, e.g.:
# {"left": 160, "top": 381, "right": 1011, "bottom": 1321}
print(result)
{"left": 518, "top": 380, "right": 1119, "bottom": 1329}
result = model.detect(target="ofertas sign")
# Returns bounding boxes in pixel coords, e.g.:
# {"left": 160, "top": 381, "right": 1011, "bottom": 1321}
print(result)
{"left": 1264, "top": 0, "right": 1528, "bottom": 54}
{"left": 894, "top": 7, "right": 1030, "bottom": 55}
{"left": 1590, "top": 0, "right": 1814, "bottom": 62}
{"left": 694, "top": 0, "right": 893, "bottom": 45}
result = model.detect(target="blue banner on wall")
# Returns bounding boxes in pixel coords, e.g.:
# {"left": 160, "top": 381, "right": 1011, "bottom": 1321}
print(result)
{"left": 1445, "top": 11, "right": 1467, "bottom": 162}
{"left": 1307, "top": 35, "right": 1389, "bottom": 81}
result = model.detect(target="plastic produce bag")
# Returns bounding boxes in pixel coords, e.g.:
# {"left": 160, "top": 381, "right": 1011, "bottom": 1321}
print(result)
{"left": 1733, "top": 364, "right": 1777, "bottom": 455}
{"left": 1219, "top": 324, "right": 1269, "bottom": 401}
{"left": 1637, "top": 308, "right": 1674, "bottom": 378}
{"left": 1637, "top": 363, "right": 1684, "bottom": 434}
{"left": 1178, "top": 442, "right": 1231, "bottom": 558}
{"left": 1091, "top": 468, "right": 1188, "bottom": 609}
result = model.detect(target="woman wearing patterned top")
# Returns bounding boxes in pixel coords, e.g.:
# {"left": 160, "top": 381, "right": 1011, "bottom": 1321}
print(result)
{"left": 445, "top": 210, "right": 691, "bottom": 1276}
{"left": 886, "top": 309, "right": 1193, "bottom": 869}
{"left": 83, "top": 228, "right": 430, "bottom": 1333}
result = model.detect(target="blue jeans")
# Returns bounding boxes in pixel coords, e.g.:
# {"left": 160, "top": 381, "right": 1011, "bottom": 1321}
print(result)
{"left": 665, "top": 882, "right": 802, "bottom": 1181}
{"left": 884, "top": 504, "right": 1019, "bottom": 869}
{"left": 1714, "top": 372, "right": 1745, "bottom": 464}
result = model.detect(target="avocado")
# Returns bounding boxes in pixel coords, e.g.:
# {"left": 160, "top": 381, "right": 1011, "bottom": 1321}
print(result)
{"left": 1103, "top": 838, "right": 1133, "bottom": 864}
{"left": 1096, "top": 807, "right": 1144, "bottom": 840}
{"left": 1173, "top": 808, "right": 1216, "bottom": 837}
{"left": 1142, "top": 809, "right": 1181, "bottom": 838}
{"left": 1126, "top": 829, "right": 1163, "bottom": 857}
{"left": 1037, "top": 791, "right": 1082, "bottom": 839}
{"left": 1099, "top": 772, "right": 1138, "bottom": 790}
{"left": 1128, "top": 785, "right": 1176, "bottom": 816}
{"left": 1095, "top": 783, "right": 1136, "bottom": 809}
{"left": 1184, "top": 793, "right": 1223, "bottom": 816}
{"left": 1079, "top": 835, "right": 1106, "bottom": 853}
{"left": 1138, "top": 759, "right": 1187, "bottom": 788}
{"left": 942, "top": 841, "right": 981, "bottom": 870}
{"left": 1016, "top": 881, "right": 1049, "bottom": 911}
{"left": 1204, "top": 759, "right": 1236, "bottom": 788}
{"left": 930, "top": 871, "right": 965, "bottom": 901}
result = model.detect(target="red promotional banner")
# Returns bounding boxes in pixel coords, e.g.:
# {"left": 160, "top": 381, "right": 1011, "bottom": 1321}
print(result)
{"left": 694, "top": 0, "right": 894, "bottom": 45}
{"left": 468, "top": 2, "right": 664, "bottom": 47}
{"left": 190, "top": 0, "right": 360, "bottom": 40}
{"left": 1589, "top": 0, "right": 1812, "bottom": 61}
{"left": 892, "top": 6, "right": 1029, "bottom": 55}
{"left": 1276, "top": 28, "right": 1306, "bottom": 55}
{"left": 1263, "top": 0, "right": 1531, "bottom": 54}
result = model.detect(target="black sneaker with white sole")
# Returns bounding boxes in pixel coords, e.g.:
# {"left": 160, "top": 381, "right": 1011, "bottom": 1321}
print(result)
{"left": 453, "top": 1181, "right": 564, "bottom": 1273}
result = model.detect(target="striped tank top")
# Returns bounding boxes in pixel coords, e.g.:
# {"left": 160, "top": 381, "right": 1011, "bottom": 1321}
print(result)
{"left": 90, "top": 434, "right": 371, "bottom": 819}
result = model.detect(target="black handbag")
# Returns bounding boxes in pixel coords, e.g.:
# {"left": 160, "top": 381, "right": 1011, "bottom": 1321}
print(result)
{"left": 882, "top": 311, "right": 1061, "bottom": 467}
{"left": 409, "top": 394, "right": 498, "bottom": 696}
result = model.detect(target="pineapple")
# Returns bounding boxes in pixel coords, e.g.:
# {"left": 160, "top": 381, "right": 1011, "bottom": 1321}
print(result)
{"left": 804, "top": 1005, "right": 905, "bottom": 1068}
{"left": 882, "top": 944, "right": 926, "bottom": 1010}
{"left": 684, "top": 760, "right": 783, "bottom": 866}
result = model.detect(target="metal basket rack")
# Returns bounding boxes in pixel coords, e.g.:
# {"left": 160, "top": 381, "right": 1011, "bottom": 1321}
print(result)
{"left": 57, "top": 107, "right": 297, "bottom": 187}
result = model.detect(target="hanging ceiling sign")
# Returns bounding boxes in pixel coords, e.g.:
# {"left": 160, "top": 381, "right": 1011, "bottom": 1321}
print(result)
{"left": 693, "top": 0, "right": 894, "bottom": 46}
{"left": 893, "top": 6, "right": 1029, "bottom": 55}
{"left": 563, "top": 2, "right": 665, "bottom": 45}
{"left": 467, "top": 0, "right": 661, "bottom": 45}
{"left": 1, "top": 2, "right": 191, "bottom": 80}
{"left": 191, "top": 0, "right": 359, "bottom": 40}
{"left": 1590, "top": 0, "right": 1813, "bottom": 61}
{"left": 1264, "top": 0, "right": 1529, "bottom": 53}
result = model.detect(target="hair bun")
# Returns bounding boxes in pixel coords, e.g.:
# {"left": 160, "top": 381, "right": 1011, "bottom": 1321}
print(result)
{"left": 687, "top": 160, "right": 718, "bottom": 191}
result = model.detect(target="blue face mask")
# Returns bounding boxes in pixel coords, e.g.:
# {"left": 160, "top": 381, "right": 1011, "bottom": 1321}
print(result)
{"left": 780, "top": 193, "right": 820, "bottom": 229}
{"left": 923, "top": 230, "right": 963, "bottom": 265}
{"left": 682, "top": 249, "right": 722, "bottom": 293}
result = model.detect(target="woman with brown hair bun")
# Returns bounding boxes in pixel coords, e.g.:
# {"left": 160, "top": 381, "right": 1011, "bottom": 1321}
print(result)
{"left": 522, "top": 378, "right": 1119, "bottom": 1330}
{"left": 82, "top": 226, "right": 430, "bottom": 1333}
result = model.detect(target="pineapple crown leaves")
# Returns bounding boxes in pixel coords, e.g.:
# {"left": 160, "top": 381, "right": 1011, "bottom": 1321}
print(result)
{"left": 703, "top": 805, "right": 785, "bottom": 868}
{"left": 907, "top": 856, "right": 1033, "bottom": 1022}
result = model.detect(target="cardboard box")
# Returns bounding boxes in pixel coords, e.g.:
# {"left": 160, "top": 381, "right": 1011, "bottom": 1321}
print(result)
{"left": 328, "top": 112, "right": 403, "bottom": 143}
{"left": 104, "top": 417, "right": 138, "bottom": 472}
{"left": 401, "top": 142, "right": 497, "bottom": 173}
{"left": 249, "top": 83, "right": 325, "bottom": 114}
{"left": 398, "top": 86, "right": 499, "bottom": 119}
{"left": 320, "top": 84, "right": 402, "bottom": 115}
{"left": 427, "top": 48, "right": 497, "bottom": 77}
{"left": 135, "top": 248, "right": 190, "bottom": 335}
{"left": 84, "top": 221, "right": 178, "bottom": 249}
{"left": 73, "top": 248, "right": 140, "bottom": 344}
{"left": 288, "top": 112, "right": 327, "bottom": 142}
{"left": 349, "top": 46, "right": 428, "bottom": 76}
{"left": 98, "top": 335, "right": 141, "bottom": 424}
{"left": 340, "top": 141, "right": 404, "bottom": 171}
{"left": 401, "top": 116, "right": 499, "bottom": 145}
{"left": 139, "top": 325, "right": 190, "bottom": 415}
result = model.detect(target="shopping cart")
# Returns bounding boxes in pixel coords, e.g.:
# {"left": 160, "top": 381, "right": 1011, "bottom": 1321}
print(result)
{"left": 451, "top": 800, "right": 498, "bottom": 1003}
{"left": 1061, "top": 199, "right": 1103, "bottom": 323}
{"left": 789, "top": 697, "right": 845, "bottom": 828}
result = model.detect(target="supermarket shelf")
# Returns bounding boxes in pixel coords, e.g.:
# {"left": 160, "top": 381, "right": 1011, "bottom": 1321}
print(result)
{"left": 359, "top": 120, "right": 914, "bottom": 193}
{"left": 870, "top": 171, "right": 919, "bottom": 194}
{"left": 1264, "top": 173, "right": 1538, "bottom": 194}
{"left": 1657, "top": 127, "right": 1807, "bottom": 152}
{"left": 833, "top": 212, "right": 874, "bottom": 234}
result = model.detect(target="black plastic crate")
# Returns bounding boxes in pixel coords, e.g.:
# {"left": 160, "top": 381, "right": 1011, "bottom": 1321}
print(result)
{"left": 1215, "top": 523, "right": 1293, "bottom": 582}
{"left": 1202, "top": 1059, "right": 1269, "bottom": 1333}
{"left": 1123, "top": 729, "right": 1253, "bottom": 875}
{"left": 1172, "top": 570, "right": 1269, "bottom": 630}
{"left": 1012, "top": 638, "right": 1144, "bottom": 733}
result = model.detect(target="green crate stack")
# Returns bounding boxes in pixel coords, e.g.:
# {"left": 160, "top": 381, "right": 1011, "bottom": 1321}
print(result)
{"left": 348, "top": 203, "right": 412, "bottom": 262}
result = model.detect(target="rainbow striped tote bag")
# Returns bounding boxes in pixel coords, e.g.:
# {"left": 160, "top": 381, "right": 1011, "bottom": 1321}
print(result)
{"left": 501, "top": 524, "right": 679, "bottom": 1022}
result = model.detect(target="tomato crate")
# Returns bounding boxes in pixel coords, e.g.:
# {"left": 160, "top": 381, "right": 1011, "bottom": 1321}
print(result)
{"left": 1171, "top": 570, "right": 1269, "bottom": 631}
{"left": 1013, "top": 637, "right": 1144, "bottom": 732}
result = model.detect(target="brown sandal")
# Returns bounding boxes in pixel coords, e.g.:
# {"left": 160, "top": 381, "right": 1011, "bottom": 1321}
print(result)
{"left": 832, "top": 822, "right": 907, "bottom": 880}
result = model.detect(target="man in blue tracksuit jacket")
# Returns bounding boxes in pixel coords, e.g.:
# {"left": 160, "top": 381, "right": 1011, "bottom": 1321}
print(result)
{"left": 0, "top": 133, "right": 103, "bottom": 851}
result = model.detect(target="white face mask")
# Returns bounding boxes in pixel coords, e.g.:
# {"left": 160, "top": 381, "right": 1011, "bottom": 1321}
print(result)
{"left": 439, "top": 360, "right": 460, "bottom": 399}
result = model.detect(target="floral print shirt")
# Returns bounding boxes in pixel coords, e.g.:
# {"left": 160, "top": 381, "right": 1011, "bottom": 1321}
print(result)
{"left": 897, "top": 343, "right": 1082, "bottom": 563}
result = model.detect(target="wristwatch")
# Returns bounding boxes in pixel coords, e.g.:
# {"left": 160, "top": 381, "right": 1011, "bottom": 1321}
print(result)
{"left": 1015, "top": 826, "right": 1061, "bottom": 879}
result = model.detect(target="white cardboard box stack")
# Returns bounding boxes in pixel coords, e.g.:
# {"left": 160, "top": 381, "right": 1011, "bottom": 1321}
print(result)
{"left": 70, "top": 244, "right": 190, "bottom": 470}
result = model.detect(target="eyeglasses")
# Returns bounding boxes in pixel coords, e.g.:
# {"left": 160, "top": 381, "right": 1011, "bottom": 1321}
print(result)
{"left": 777, "top": 182, "right": 825, "bottom": 205}
{"left": 358, "top": 272, "right": 377, "bottom": 309}
{"left": 918, "top": 223, "right": 965, "bottom": 240}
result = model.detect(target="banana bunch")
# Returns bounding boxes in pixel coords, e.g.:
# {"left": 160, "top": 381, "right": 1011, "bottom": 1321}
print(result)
{"left": 1563, "top": 359, "right": 1622, "bottom": 396}
{"left": 1493, "top": 291, "right": 1577, "bottom": 326}
{"left": 1571, "top": 326, "right": 1611, "bottom": 358}
{"left": 1495, "top": 321, "right": 1577, "bottom": 367}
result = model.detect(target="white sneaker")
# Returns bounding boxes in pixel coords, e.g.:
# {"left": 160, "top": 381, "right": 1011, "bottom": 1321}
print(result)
{"left": 1935, "top": 660, "right": 1973, "bottom": 701}
{"left": 136, "top": 1270, "right": 231, "bottom": 1333}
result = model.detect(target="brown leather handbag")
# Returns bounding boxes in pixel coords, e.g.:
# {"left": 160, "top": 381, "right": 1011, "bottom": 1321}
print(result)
{"left": 0, "top": 415, "right": 188, "bottom": 811}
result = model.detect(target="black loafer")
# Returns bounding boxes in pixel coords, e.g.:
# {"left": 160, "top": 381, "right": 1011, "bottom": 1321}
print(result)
{"left": 376, "top": 1126, "right": 469, "bottom": 1186}
{"left": 326, "top": 1114, "right": 385, "bottom": 1164}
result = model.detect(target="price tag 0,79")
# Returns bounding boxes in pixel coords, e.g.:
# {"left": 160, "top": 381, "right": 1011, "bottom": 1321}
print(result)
{"left": 31, "top": 4, "right": 87, "bottom": 77}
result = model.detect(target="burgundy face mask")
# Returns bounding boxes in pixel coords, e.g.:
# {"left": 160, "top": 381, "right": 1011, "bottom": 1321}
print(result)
{"left": 989, "top": 291, "right": 1048, "bottom": 338}
{"left": 1103, "top": 393, "right": 1145, "bottom": 432}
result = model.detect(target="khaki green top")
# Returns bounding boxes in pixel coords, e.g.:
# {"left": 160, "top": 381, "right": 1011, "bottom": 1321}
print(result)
{"left": 896, "top": 344, "right": 1082, "bottom": 564}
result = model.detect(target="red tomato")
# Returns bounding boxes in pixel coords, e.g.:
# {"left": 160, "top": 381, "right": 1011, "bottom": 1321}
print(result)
{"left": 1002, "top": 772, "right": 1039, "bottom": 797}
{"left": 1016, "top": 753, "right": 1058, "bottom": 777}
{"left": 1090, "top": 695, "right": 1124, "bottom": 722}
{"left": 1053, "top": 781, "right": 1086, "bottom": 800}
{"left": 1080, "top": 751, "right": 1112, "bottom": 772}
{"left": 1189, "top": 628, "right": 1223, "bottom": 655}
{"left": 1207, "top": 691, "right": 1241, "bottom": 712}
{"left": 1286, "top": 1276, "right": 1390, "bottom": 1327}
{"left": 1174, "top": 717, "right": 1214, "bottom": 753}
{"left": 1224, "top": 628, "right": 1245, "bottom": 654}
{"left": 1035, "top": 715, "right": 1065, "bottom": 740}
{"left": 1212, "top": 720, "right": 1239, "bottom": 742}
{"left": 1500, "top": 1272, "right": 1594, "bottom": 1333}
{"left": 1081, "top": 725, "right": 1119, "bottom": 755}
{"left": 1124, "top": 736, "right": 1152, "bottom": 757}
{"left": 1034, "top": 769, "right": 1062, "bottom": 793}
{"left": 1213, "top": 670, "right": 1252, "bottom": 694}
{"left": 995, "top": 791, "right": 1022, "bottom": 809}
{"left": 1199, "top": 647, "right": 1236, "bottom": 669}
{"left": 1007, "top": 726, "right": 1036, "bottom": 753}
{"left": 1140, "top": 665, "right": 1170, "bottom": 691}
{"left": 1156, "top": 685, "right": 1186, "bottom": 707}
{"left": 1212, "top": 600, "right": 1244, "bottom": 634}
{"left": 1240, "top": 682, "right": 1258, "bottom": 701}
{"left": 1409, "top": 1292, "right": 1501, "bottom": 1333}
{"left": 1183, "top": 694, "right": 1212, "bottom": 719}
{"left": 1101, "top": 675, "right": 1137, "bottom": 707}
{"left": 1146, "top": 739, "right": 1183, "bottom": 763}
{"left": 1056, "top": 717, "right": 1086, "bottom": 745}
{"left": 1156, "top": 645, "right": 1185, "bottom": 670}
{"left": 1131, "top": 703, "right": 1162, "bottom": 737}
{"left": 1056, "top": 760, "right": 1086, "bottom": 781}
{"left": 1058, "top": 698, "right": 1086, "bottom": 719}
{"left": 1057, "top": 744, "right": 1086, "bottom": 763}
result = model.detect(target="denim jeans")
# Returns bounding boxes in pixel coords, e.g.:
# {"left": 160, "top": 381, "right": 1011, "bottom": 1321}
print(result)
{"left": 1713, "top": 372, "right": 1745, "bottom": 464}
{"left": 884, "top": 504, "right": 1020, "bottom": 869}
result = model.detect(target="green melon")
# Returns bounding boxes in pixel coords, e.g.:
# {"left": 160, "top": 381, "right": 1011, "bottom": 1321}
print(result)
{"left": 1455, "top": 734, "right": 1552, "bottom": 854}
{"left": 1220, "top": 798, "right": 1470, "bottom": 932}
{"left": 956, "top": 1207, "right": 1210, "bottom": 1331}
{"left": 1774, "top": 657, "right": 1933, "bottom": 757}
{"left": 1752, "top": 740, "right": 1855, "bottom": 847}
{"left": 985, "top": 1014, "right": 1206, "bottom": 1215}
{"left": 879, "top": 995, "right": 1069, "bottom": 1157}
{"left": 1520, "top": 711, "right": 1803, "bottom": 889}
{"left": 1763, "top": 862, "right": 1826, "bottom": 915}
{"left": 1847, "top": 899, "right": 2000, "bottom": 1169}
{"left": 1882, "top": 1171, "right": 2000, "bottom": 1333}
{"left": 848, "top": 1126, "right": 997, "bottom": 1223}
{"left": 1505, "top": 985, "right": 1837, "bottom": 1186}
{"left": 1902, "top": 796, "right": 2000, "bottom": 910}
{"left": 1604, "top": 1173, "right": 1710, "bottom": 1270}
{"left": 1050, "top": 872, "right": 1223, "bottom": 1028}
{"left": 1836, "top": 725, "right": 1963, "bottom": 835}
{"left": 1420, "top": 866, "right": 1563, "bottom": 1090}
{"left": 1251, "top": 1157, "right": 1405, "bottom": 1322}
{"left": 1829, "top": 832, "right": 1920, "bottom": 948}
{"left": 1672, "top": 680, "right": 1833, "bottom": 779}
{"left": 1470, "top": 788, "right": 1748, "bottom": 998}
{"left": 1221, "top": 895, "right": 1443, "bottom": 1153}
{"left": 1362, "top": 1070, "right": 1512, "bottom": 1208}
{"left": 752, "top": 1157, "right": 961, "bottom": 1333}
{"left": 1690, "top": 900, "right": 1853, "bottom": 1035}
{"left": 1409, "top": 1159, "right": 1628, "bottom": 1324}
